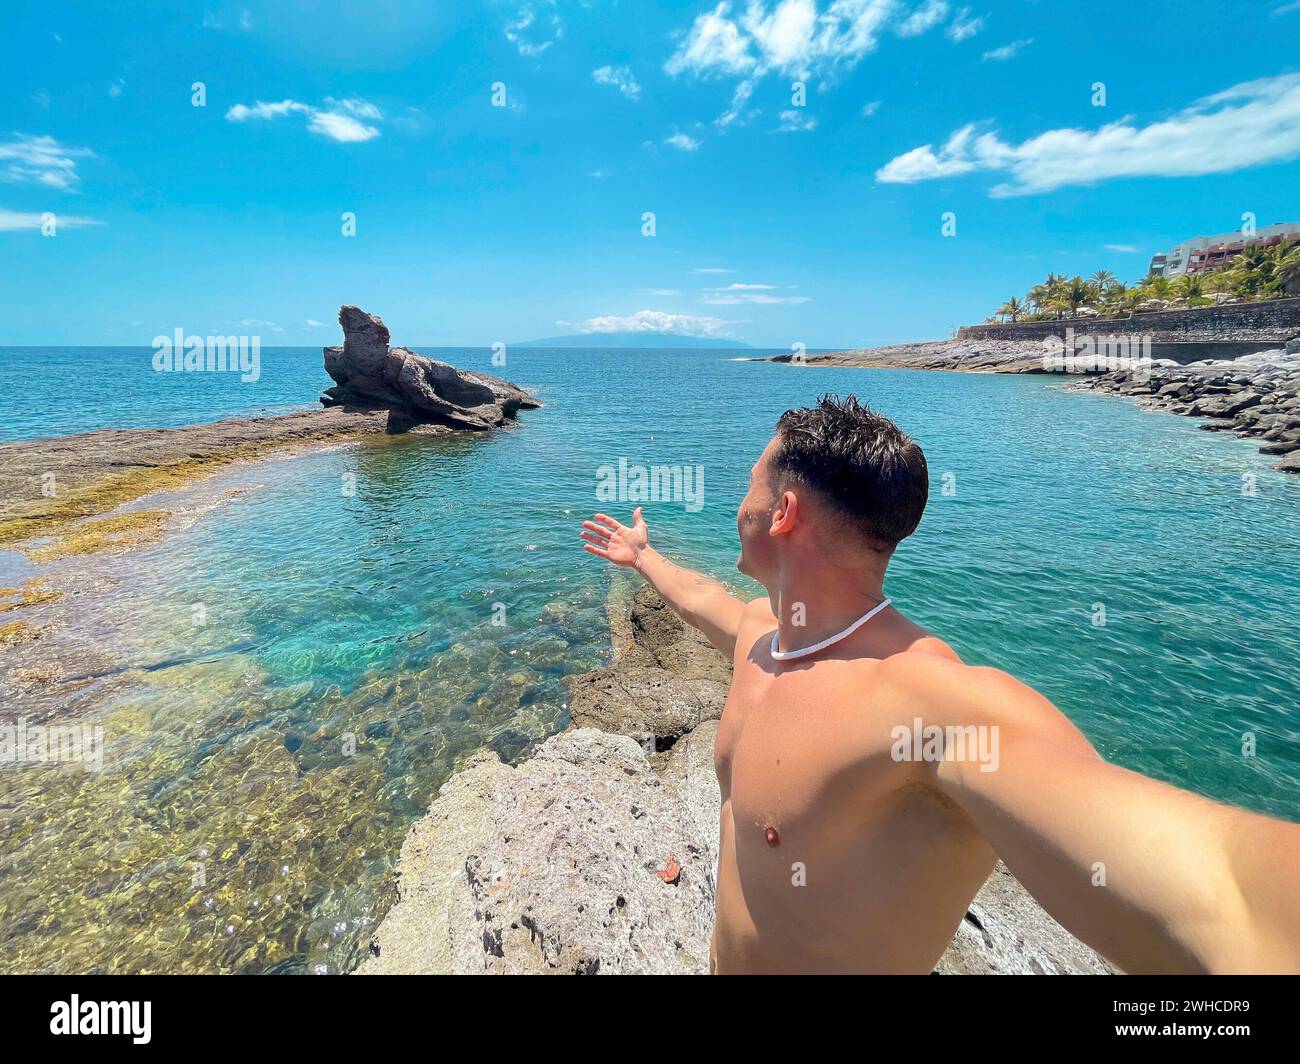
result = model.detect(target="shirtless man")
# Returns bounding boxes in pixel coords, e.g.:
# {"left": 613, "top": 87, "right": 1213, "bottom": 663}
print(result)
{"left": 580, "top": 394, "right": 1300, "bottom": 974}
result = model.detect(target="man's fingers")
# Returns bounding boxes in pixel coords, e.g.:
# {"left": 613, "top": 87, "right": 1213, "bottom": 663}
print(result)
{"left": 582, "top": 543, "right": 610, "bottom": 559}
{"left": 633, "top": 506, "right": 644, "bottom": 527}
{"left": 581, "top": 520, "right": 612, "bottom": 539}
{"left": 580, "top": 531, "right": 611, "bottom": 550}
{"left": 593, "top": 513, "right": 624, "bottom": 532}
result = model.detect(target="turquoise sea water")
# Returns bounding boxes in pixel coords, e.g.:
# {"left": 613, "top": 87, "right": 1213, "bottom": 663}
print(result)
{"left": 1, "top": 346, "right": 1298, "bottom": 973}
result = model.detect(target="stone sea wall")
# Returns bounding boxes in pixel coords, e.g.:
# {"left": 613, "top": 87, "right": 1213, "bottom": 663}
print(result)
{"left": 359, "top": 584, "right": 1113, "bottom": 975}
{"left": 958, "top": 297, "right": 1300, "bottom": 344}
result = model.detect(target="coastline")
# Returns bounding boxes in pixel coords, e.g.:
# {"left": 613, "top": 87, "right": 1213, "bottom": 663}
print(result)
{"left": 0, "top": 406, "right": 439, "bottom": 560}
{"left": 360, "top": 583, "right": 1114, "bottom": 975}
{"left": 764, "top": 336, "right": 1300, "bottom": 474}
{"left": 1069, "top": 348, "right": 1300, "bottom": 474}
{"left": 764, "top": 338, "right": 1051, "bottom": 374}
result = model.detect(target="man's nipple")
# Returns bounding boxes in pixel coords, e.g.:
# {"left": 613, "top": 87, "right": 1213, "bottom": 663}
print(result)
{"left": 763, "top": 825, "right": 780, "bottom": 848}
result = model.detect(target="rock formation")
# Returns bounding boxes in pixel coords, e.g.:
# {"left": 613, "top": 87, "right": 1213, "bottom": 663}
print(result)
{"left": 322, "top": 305, "right": 541, "bottom": 430}
{"left": 1072, "top": 347, "right": 1300, "bottom": 473}
{"left": 360, "top": 584, "right": 1114, "bottom": 975}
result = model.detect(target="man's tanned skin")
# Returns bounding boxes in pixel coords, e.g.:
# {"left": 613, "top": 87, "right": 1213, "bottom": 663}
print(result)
{"left": 580, "top": 401, "right": 1300, "bottom": 975}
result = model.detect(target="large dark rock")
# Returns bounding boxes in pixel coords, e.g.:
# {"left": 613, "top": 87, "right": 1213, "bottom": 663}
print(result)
{"left": 322, "top": 305, "right": 540, "bottom": 430}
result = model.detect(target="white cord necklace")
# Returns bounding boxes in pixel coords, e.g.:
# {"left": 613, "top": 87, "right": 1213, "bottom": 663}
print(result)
{"left": 769, "top": 597, "right": 892, "bottom": 662}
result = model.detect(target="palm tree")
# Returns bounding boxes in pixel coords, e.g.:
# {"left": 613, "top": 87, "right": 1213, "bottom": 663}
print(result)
{"left": 1273, "top": 242, "right": 1300, "bottom": 297}
{"left": 1147, "top": 275, "right": 1173, "bottom": 300}
{"left": 1174, "top": 273, "right": 1210, "bottom": 307}
{"left": 997, "top": 296, "right": 1024, "bottom": 323}
{"left": 1102, "top": 281, "right": 1130, "bottom": 317}
{"left": 1225, "top": 244, "right": 1271, "bottom": 298}
{"left": 1091, "top": 269, "right": 1116, "bottom": 292}
{"left": 1065, "top": 276, "right": 1094, "bottom": 315}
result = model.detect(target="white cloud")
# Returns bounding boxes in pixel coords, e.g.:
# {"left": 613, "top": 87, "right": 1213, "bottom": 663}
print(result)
{"left": 666, "top": 3, "right": 757, "bottom": 77}
{"left": 776, "top": 108, "right": 817, "bottom": 132}
{"left": 897, "top": 0, "right": 948, "bottom": 37}
{"left": 665, "top": 132, "right": 702, "bottom": 151}
{"left": 225, "top": 98, "right": 382, "bottom": 142}
{"left": 876, "top": 73, "right": 1300, "bottom": 196}
{"left": 982, "top": 37, "right": 1031, "bottom": 62}
{"left": 0, "top": 208, "right": 102, "bottom": 231}
{"left": 701, "top": 282, "right": 811, "bottom": 304}
{"left": 506, "top": 3, "right": 563, "bottom": 58}
{"left": 108, "top": 79, "right": 125, "bottom": 98}
{"left": 561, "top": 309, "right": 738, "bottom": 338}
{"left": 1105, "top": 244, "right": 1140, "bottom": 254}
{"left": 1272, "top": 1, "right": 1300, "bottom": 15}
{"left": 0, "top": 134, "right": 95, "bottom": 190}
{"left": 716, "top": 79, "right": 759, "bottom": 128}
{"left": 203, "top": 9, "right": 254, "bottom": 31}
{"left": 693, "top": 267, "right": 735, "bottom": 273}
{"left": 877, "top": 122, "right": 984, "bottom": 182}
{"left": 666, "top": 0, "right": 897, "bottom": 81}
{"left": 592, "top": 65, "right": 641, "bottom": 99}
{"left": 305, "top": 319, "right": 327, "bottom": 327}
{"left": 862, "top": 100, "right": 882, "bottom": 116}
{"left": 325, "top": 97, "right": 383, "bottom": 120}
{"left": 307, "top": 111, "right": 380, "bottom": 143}
{"left": 946, "top": 6, "right": 984, "bottom": 42}
{"left": 644, "top": 288, "right": 684, "bottom": 296}
{"left": 226, "top": 100, "right": 304, "bottom": 121}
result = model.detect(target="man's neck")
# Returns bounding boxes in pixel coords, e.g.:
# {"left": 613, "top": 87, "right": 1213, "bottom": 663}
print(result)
{"left": 770, "top": 562, "right": 888, "bottom": 655}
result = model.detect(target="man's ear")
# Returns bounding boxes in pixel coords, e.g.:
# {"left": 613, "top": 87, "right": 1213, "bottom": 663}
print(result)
{"left": 769, "top": 490, "right": 799, "bottom": 537}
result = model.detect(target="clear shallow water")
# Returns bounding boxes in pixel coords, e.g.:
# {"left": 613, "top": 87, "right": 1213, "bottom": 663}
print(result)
{"left": 1, "top": 346, "right": 1299, "bottom": 973}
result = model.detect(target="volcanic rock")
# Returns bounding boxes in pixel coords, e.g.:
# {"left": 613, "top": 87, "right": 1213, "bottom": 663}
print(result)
{"left": 322, "top": 305, "right": 540, "bottom": 430}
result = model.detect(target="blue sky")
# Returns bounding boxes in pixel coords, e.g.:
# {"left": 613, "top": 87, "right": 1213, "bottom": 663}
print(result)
{"left": 2, "top": 0, "right": 1299, "bottom": 347}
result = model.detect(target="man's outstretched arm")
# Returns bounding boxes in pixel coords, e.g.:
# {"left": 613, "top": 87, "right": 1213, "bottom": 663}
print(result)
{"left": 893, "top": 658, "right": 1300, "bottom": 973}
{"left": 580, "top": 508, "right": 747, "bottom": 658}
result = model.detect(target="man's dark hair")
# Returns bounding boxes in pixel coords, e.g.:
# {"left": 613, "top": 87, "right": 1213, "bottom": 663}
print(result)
{"left": 771, "top": 394, "right": 928, "bottom": 551}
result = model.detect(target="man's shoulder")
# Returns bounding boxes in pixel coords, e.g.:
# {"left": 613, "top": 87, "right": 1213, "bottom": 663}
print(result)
{"left": 739, "top": 596, "right": 777, "bottom": 625}
{"left": 871, "top": 647, "right": 1090, "bottom": 748}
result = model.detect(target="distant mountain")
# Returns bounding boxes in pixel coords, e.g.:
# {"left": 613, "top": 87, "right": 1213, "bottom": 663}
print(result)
{"left": 512, "top": 332, "right": 751, "bottom": 349}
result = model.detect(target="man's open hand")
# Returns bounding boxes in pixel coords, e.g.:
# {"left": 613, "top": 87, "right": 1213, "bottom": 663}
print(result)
{"left": 580, "top": 509, "right": 649, "bottom": 568}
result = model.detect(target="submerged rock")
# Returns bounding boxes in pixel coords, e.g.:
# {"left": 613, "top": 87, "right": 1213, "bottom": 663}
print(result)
{"left": 361, "top": 585, "right": 1113, "bottom": 975}
{"left": 322, "top": 305, "right": 541, "bottom": 430}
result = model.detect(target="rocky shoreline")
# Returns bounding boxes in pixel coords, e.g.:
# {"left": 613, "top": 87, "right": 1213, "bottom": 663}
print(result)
{"left": 1070, "top": 346, "right": 1300, "bottom": 474}
{"left": 360, "top": 583, "right": 1114, "bottom": 975}
{"left": 765, "top": 338, "right": 1053, "bottom": 374}
{"left": 0, "top": 306, "right": 539, "bottom": 560}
